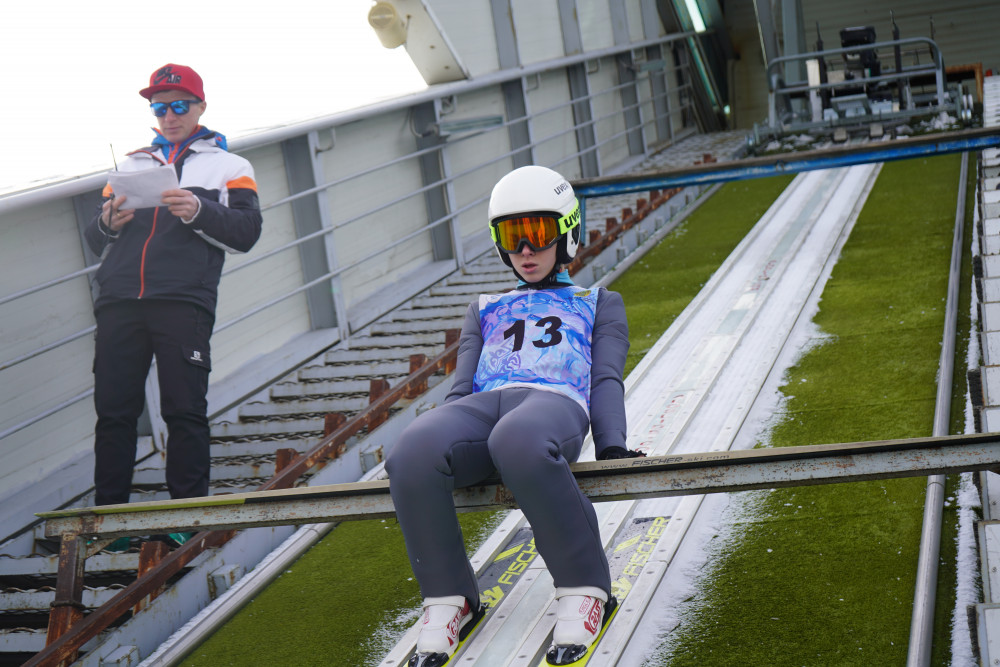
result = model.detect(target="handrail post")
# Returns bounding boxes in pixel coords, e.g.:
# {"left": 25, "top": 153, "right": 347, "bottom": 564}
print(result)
{"left": 45, "top": 533, "right": 87, "bottom": 665}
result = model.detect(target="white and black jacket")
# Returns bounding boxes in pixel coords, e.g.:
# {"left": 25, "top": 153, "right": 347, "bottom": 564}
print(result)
{"left": 84, "top": 128, "right": 263, "bottom": 315}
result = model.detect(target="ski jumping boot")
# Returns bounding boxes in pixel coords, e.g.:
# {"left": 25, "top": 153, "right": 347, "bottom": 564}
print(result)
{"left": 546, "top": 587, "right": 617, "bottom": 665}
{"left": 409, "top": 596, "right": 481, "bottom": 666}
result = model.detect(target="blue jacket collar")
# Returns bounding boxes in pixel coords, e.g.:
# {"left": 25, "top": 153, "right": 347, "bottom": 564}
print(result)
{"left": 151, "top": 126, "right": 228, "bottom": 160}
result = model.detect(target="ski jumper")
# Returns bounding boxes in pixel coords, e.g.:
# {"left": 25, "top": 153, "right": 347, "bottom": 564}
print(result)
{"left": 386, "top": 283, "right": 629, "bottom": 606}
{"left": 84, "top": 127, "right": 262, "bottom": 505}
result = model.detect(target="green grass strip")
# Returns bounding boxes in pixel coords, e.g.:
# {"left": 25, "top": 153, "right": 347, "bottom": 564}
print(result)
{"left": 642, "top": 154, "right": 965, "bottom": 666}
{"left": 180, "top": 512, "right": 506, "bottom": 666}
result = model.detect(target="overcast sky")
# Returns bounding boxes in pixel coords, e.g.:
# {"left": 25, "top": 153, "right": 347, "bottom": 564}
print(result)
{"left": 0, "top": 0, "right": 426, "bottom": 194}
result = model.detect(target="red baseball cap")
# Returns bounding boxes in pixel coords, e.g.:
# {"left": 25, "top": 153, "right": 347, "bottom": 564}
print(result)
{"left": 139, "top": 64, "right": 205, "bottom": 101}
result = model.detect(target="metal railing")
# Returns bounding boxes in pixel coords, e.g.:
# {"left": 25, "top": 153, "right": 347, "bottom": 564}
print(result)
{"left": 764, "top": 37, "right": 953, "bottom": 130}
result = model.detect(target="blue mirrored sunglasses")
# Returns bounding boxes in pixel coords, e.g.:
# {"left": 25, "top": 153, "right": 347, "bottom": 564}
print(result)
{"left": 150, "top": 100, "right": 200, "bottom": 117}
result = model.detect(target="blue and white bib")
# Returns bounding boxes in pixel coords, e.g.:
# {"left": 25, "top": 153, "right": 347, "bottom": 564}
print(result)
{"left": 474, "top": 286, "right": 599, "bottom": 414}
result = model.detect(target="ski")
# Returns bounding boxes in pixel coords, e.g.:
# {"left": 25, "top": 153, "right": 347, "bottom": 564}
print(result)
{"left": 407, "top": 525, "right": 540, "bottom": 666}
{"left": 538, "top": 516, "right": 670, "bottom": 666}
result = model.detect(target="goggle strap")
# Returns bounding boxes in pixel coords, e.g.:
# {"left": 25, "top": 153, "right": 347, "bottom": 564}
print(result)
{"left": 557, "top": 199, "right": 581, "bottom": 235}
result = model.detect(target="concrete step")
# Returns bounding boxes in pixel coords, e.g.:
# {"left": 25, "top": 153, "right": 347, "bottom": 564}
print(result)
{"left": 442, "top": 270, "right": 511, "bottom": 285}
{"left": 133, "top": 459, "right": 284, "bottom": 485}
{"left": 269, "top": 379, "right": 374, "bottom": 399}
{"left": 210, "top": 417, "right": 327, "bottom": 439}
{"left": 323, "top": 342, "right": 443, "bottom": 364}
{"left": 209, "top": 438, "right": 315, "bottom": 458}
{"left": 429, "top": 281, "right": 509, "bottom": 297}
{"left": 239, "top": 396, "right": 369, "bottom": 418}
{"left": 0, "top": 585, "right": 124, "bottom": 612}
{"left": 411, "top": 293, "right": 477, "bottom": 309}
{"left": 296, "top": 360, "right": 412, "bottom": 382}
{"left": 381, "top": 304, "right": 468, "bottom": 322}
{"left": 0, "top": 628, "right": 47, "bottom": 655}
{"left": 369, "top": 318, "right": 463, "bottom": 336}
{"left": 0, "top": 552, "right": 140, "bottom": 577}
{"left": 327, "top": 332, "right": 447, "bottom": 352}
{"left": 271, "top": 379, "right": 405, "bottom": 400}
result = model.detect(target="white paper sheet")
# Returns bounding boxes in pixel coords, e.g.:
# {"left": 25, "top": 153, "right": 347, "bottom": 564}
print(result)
{"left": 107, "top": 164, "right": 179, "bottom": 209}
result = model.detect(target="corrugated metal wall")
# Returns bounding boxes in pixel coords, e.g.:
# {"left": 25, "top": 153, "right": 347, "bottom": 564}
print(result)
{"left": 799, "top": 0, "right": 1000, "bottom": 86}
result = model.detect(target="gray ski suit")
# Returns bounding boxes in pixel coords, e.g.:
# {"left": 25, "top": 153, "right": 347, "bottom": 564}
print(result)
{"left": 386, "top": 283, "right": 629, "bottom": 606}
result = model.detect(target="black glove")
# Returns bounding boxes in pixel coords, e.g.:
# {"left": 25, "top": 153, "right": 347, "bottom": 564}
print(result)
{"left": 597, "top": 446, "right": 646, "bottom": 460}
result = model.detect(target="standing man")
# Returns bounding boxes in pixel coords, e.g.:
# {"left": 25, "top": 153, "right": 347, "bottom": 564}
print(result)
{"left": 84, "top": 64, "right": 262, "bottom": 547}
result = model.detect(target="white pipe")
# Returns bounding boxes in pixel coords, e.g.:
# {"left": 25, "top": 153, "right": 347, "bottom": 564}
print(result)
{"left": 907, "top": 151, "right": 968, "bottom": 666}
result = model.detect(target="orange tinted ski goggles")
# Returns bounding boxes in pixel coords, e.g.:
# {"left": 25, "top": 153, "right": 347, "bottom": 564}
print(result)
{"left": 490, "top": 200, "right": 580, "bottom": 254}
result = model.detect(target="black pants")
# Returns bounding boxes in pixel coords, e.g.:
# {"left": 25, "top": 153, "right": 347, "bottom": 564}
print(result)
{"left": 93, "top": 299, "right": 213, "bottom": 506}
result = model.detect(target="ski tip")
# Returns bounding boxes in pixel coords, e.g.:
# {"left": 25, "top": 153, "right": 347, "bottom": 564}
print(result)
{"left": 408, "top": 651, "right": 450, "bottom": 667}
{"left": 545, "top": 643, "right": 589, "bottom": 665}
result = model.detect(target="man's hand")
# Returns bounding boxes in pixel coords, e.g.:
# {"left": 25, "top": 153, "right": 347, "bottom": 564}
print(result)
{"left": 101, "top": 195, "right": 135, "bottom": 232}
{"left": 161, "top": 188, "right": 201, "bottom": 222}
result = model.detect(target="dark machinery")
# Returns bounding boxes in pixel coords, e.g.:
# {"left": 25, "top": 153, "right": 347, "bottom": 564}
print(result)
{"left": 749, "top": 14, "right": 975, "bottom": 153}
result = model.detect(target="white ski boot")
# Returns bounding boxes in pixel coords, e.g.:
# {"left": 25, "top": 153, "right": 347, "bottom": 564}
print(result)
{"left": 546, "top": 587, "right": 616, "bottom": 665}
{"left": 409, "top": 595, "right": 477, "bottom": 667}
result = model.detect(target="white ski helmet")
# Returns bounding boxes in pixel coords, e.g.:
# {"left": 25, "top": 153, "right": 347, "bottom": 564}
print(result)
{"left": 488, "top": 166, "right": 582, "bottom": 272}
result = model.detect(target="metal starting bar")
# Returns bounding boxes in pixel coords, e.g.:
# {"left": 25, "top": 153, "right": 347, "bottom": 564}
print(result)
{"left": 40, "top": 432, "right": 1000, "bottom": 541}
{"left": 571, "top": 126, "right": 1000, "bottom": 198}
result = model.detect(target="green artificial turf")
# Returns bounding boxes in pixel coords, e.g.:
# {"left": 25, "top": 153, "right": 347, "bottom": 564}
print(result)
{"left": 641, "top": 154, "right": 967, "bottom": 666}
{"left": 180, "top": 512, "right": 506, "bottom": 666}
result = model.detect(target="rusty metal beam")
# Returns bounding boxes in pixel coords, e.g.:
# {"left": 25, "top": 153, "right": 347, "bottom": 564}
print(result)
{"left": 24, "top": 531, "right": 232, "bottom": 667}
{"left": 43, "top": 535, "right": 86, "bottom": 666}
{"left": 41, "top": 433, "right": 1000, "bottom": 540}
{"left": 258, "top": 331, "right": 459, "bottom": 493}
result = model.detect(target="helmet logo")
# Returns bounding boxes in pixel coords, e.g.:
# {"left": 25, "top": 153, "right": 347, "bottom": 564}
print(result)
{"left": 553, "top": 182, "right": 570, "bottom": 195}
